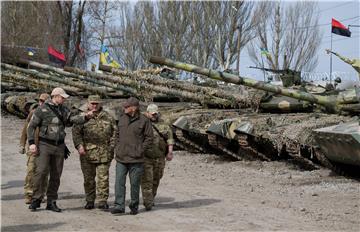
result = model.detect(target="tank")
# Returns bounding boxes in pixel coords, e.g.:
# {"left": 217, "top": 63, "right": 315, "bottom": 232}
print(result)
{"left": 313, "top": 121, "right": 360, "bottom": 176}
{"left": 1, "top": 92, "right": 38, "bottom": 118}
{"left": 149, "top": 56, "right": 360, "bottom": 175}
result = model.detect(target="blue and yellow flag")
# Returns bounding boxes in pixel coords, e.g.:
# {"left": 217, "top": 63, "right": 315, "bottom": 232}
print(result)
{"left": 27, "top": 47, "right": 36, "bottom": 56}
{"left": 260, "top": 47, "right": 270, "bottom": 56}
{"left": 100, "top": 45, "right": 120, "bottom": 69}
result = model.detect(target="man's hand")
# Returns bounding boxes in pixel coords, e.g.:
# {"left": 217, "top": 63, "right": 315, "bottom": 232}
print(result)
{"left": 19, "top": 146, "right": 26, "bottom": 154}
{"left": 77, "top": 145, "right": 86, "bottom": 156}
{"left": 85, "top": 109, "right": 96, "bottom": 119}
{"left": 166, "top": 152, "right": 173, "bottom": 161}
{"left": 29, "top": 144, "right": 37, "bottom": 155}
{"left": 325, "top": 49, "right": 331, "bottom": 54}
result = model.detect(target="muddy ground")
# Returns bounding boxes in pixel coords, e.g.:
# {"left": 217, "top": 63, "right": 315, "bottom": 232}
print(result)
{"left": 1, "top": 114, "right": 359, "bottom": 231}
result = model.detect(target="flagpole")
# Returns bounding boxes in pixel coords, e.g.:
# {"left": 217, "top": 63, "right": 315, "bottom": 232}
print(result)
{"left": 261, "top": 55, "right": 266, "bottom": 82}
{"left": 330, "top": 31, "right": 333, "bottom": 84}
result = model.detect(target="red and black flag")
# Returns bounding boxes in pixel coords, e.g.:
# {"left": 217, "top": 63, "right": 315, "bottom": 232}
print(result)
{"left": 331, "top": 18, "right": 351, "bottom": 37}
{"left": 76, "top": 42, "right": 85, "bottom": 58}
{"left": 48, "top": 46, "right": 66, "bottom": 66}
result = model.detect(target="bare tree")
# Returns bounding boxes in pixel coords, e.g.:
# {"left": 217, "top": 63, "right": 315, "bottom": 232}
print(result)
{"left": 1, "top": 1, "right": 63, "bottom": 63}
{"left": 210, "top": 1, "right": 257, "bottom": 71}
{"left": 86, "top": 1, "right": 119, "bottom": 58}
{"left": 109, "top": 3, "right": 142, "bottom": 70}
{"left": 57, "top": 0, "right": 87, "bottom": 66}
{"left": 187, "top": 2, "right": 217, "bottom": 68}
{"left": 248, "top": 2, "right": 322, "bottom": 72}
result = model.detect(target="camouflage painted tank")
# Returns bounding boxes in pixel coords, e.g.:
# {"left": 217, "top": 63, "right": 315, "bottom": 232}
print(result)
{"left": 313, "top": 120, "right": 360, "bottom": 176}
{"left": 1, "top": 92, "right": 38, "bottom": 118}
{"left": 150, "top": 56, "right": 360, "bottom": 175}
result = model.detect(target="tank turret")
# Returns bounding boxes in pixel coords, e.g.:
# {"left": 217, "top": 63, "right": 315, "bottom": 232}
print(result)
{"left": 248, "top": 66, "right": 301, "bottom": 87}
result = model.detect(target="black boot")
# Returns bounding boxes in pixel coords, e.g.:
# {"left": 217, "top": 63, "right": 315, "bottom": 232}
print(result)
{"left": 29, "top": 199, "right": 41, "bottom": 211}
{"left": 129, "top": 207, "right": 138, "bottom": 215}
{"left": 84, "top": 201, "right": 95, "bottom": 210}
{"left": 46, "top": 201, "right": 62, "bottom": 212}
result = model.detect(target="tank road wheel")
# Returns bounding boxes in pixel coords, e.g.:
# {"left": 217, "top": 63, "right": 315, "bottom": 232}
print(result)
{"left": 237, "top": 134, "right": 249, "bottom": 147}
{"left": 237, "top": 135, "right": 271, "bottom": 161}
{"left": 207, "top": 133, "right": 244, "bottom": 160}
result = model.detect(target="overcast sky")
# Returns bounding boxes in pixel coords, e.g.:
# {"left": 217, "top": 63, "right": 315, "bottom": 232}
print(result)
{"left": 240, "top": 0, "right": 360, "bottom": 81}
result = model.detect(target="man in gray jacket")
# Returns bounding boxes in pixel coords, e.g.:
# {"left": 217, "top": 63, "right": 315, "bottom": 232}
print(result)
{"left": 111, "top": 97, "right": 153, "bottom": 215}
{"left": 28, "top": 87, "right": 94, "bottom": 212}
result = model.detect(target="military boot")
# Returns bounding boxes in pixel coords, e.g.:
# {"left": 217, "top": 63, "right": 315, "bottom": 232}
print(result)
{"left": 110, "top": 207, "right": 125, "bottom": 215}
{"left": 25, "top": 195, "right": 32, "bottom": 205}
{"left": 84, "top": 201, "right": 95, "bottom": 210}
{"left": 29, "top": 199, "right": 41, "bottom": 211}
{"left": 97, "top": 201, "right": 109, "bottom": 210}
{"left": 46, "top": 201, "right": 62, "bottom": 212}
{"left": 129, "top": 207, "right": 138, "bottom": 215}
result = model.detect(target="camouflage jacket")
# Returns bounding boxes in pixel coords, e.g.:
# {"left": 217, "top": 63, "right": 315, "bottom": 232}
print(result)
{"left": 20, "top": 110, "right": 40, "bottom": 149}
{"left": 27, "top": 100, "right": 86, "bottom": 146}
{"left": 145, "top": 118, "right": 174, "bottom": 159}
{"left": 72, "top": 108, "right": 117, "bottom": 163}
{"left": 114, "top": 111, "right": 153, "bottom": 163}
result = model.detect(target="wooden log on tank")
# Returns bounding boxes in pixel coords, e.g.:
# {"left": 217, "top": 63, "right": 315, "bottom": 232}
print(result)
{"left": 64, "top": 66, "right": 233, "bottom": 107}
{"left": 1, "top": 81, "right": 32, "bottom": 92}
{"left": 16, "top": 60, "right": 234, "bottom": 106}
{"left": 1, "top": 64, "right": 114, "bottom": 97}
{"left": 21, "top": 60, "right": 137, "bottom": 96}
{"left": 1, "top": 72, "right": 85, "bottom": 96}
{"left": 100, "top": 65, "right": 248, "bottom": 108}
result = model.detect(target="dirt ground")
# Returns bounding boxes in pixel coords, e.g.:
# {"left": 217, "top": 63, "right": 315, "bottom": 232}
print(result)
{"left": 1, "top": 114, "right": 359, "bottom": 231}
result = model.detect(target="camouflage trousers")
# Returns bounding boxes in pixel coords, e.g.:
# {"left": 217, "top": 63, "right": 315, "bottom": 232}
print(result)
{"left": 141, "top": 157, "right": 165, "bottom": 208}
{"left": 80, "top": 156, "right": 111, "bottom": 203}
{"left": 24, "top": 152, "right": 49, "bottom": 198}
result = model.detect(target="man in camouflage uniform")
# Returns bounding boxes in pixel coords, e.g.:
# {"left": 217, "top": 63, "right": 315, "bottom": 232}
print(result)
{"left": 19, "top": 93, "right": 50, "bottom": 204}
{"left": 141, "top": 104, "right": 174, "bottom": 211}
{"left": 27, "top": 87, "right": 94, "bottom": 212}
{"left": 72, "top": 95, "right": 117, "bottom": 210}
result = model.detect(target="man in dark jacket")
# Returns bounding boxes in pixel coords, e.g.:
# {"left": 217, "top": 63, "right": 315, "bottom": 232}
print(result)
{"left": 111, "top": 97, "right": 153, "bottom": 215}
{"left": 27, "top": 87, "right": 94, "bottom": 212}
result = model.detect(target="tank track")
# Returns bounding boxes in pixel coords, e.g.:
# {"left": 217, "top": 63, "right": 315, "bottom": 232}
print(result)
{"left": 207, "top": 134, "right": 271, "bottom": 161}
{"left": 237, "top": 135, "right": 272, "bottom": 161}
{"left": 286, "top": 152, "right": 321, "bottom": 171}
{"left": 207, "top": 134, "right": 243, "bottom": 160}
{"left": 174, "top": 128, "right": 206, "bottom": 153}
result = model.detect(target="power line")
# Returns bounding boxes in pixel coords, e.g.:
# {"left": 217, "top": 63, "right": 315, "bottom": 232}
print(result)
{"left": 322, "top": 35, "right": 360, "bottom": 44}
{"left": 295, "top": 16, "right": 360, "bottom": 30}
{"left": 316, "top": 2, "right": 354, "bottom": 14}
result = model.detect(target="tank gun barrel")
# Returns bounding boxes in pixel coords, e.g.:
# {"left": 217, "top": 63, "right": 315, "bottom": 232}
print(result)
{"left": 249, "top": 66, "right": 297, "bottom": 74}
{"left": 149, "top": 56, "right": 358, "bottom": 114}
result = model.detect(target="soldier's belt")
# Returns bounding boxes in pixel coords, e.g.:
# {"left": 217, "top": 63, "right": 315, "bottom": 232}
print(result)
{"left": 39, "top": 137, "right": 64, "bottom": 146}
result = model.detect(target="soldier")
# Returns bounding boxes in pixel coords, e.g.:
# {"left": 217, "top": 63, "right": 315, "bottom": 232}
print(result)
{"left": 141, "top": 104, "right": 174, "bottom": 211}
{"left": 27, "top": 87, "right": 95, "bottom": 212}
{"left": 19, "top": 93, "right": 50, "bottom": 204}
{"left": 110, "top": 97, "right": 153, "bottom": 215}
{"left": 72, "top": 95, "right": 117, "bottom": 210}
